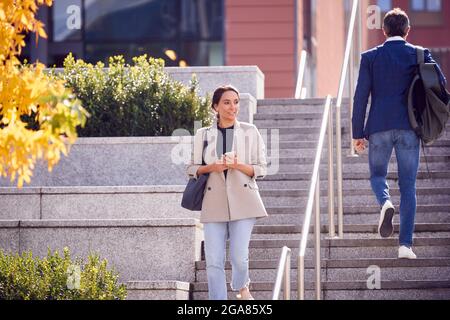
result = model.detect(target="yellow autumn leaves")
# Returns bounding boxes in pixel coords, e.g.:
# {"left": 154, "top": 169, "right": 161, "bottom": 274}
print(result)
{"left": 0, "top": 0, "right": 88, "bottom": 187}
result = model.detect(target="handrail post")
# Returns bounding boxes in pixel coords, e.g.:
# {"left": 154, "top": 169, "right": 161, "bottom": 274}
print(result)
{"left": 298, "top": 255, "right": 304, "bottom": 300}
{"left": 327, "top": 99, "right": 335, "bottom": 237}
{"left": 297, "top": 96, "right": 331, "bottom": 301}
{"left": 336, "top": 107, "right": 344, "bottom": 239}
{"left": 336, "top": 0, "right": 359, "bottom": 239}
{"left": 272, "top": 246, "right": 291, "bottom": 300}
{"left": 284, "top": 249, "right": 291, "bottom": 300}
{"left": 349, "top": 32, "right": 356, "bottom": 157}
{"left": 314, "top": 175, "right": 321, "bottom": 300}
{"left": 295, "top": 50, "right": 307, "bottom": 99}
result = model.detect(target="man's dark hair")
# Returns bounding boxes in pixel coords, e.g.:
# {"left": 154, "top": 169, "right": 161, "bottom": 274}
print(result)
{"left": 383, "top": 8, "right": 410, "bottom": 37}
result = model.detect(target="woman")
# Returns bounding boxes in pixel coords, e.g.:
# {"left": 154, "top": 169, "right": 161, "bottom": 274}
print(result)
{"left": 187, "top": 85, "right": 268, "bottom": 300}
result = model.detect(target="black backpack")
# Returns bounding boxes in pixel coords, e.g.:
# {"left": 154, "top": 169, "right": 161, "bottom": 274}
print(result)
{"left": 407, "top": 47, "right": 450, "bottom": 146}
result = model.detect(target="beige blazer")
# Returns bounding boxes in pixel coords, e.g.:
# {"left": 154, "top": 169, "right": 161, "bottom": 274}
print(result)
{"left": 186, "top": 120, "right": 268, "bottom": 223}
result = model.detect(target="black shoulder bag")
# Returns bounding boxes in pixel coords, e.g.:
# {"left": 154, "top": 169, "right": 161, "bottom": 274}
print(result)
{"left": 181, "top": 130, "right": 209, "bottom": 211}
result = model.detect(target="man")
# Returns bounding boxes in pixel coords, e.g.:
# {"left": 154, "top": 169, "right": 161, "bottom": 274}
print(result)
{"left": 352, "top": 8, "right": 446, "bottom": 259}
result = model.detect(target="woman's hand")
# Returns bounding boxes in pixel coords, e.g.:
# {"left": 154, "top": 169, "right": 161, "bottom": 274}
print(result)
{"left": 224, "top": 154, "right": 239, "bottom": 169}
{"left": 208, "top": 160, "right": 228, "bottom": 173}
{"left": 224, "top": 154, "right": 255, "bottom": 178}
{"left": 196, "top": 158, "right": 227, "bottom": 175}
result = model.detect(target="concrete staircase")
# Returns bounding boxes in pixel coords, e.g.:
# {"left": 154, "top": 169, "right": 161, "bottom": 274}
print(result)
{"left": 191, "top": 98, "right": 450, "bottom": 300}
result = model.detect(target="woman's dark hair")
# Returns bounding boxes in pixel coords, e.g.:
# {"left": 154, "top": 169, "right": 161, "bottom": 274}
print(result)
{"left": 383, "top": 8, "right": 410, "bottom": 37}
{"left": 211, "top": 85, "right": 240, "bottom": 120}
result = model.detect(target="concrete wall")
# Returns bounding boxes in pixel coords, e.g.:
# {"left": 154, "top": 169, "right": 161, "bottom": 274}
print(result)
{"left": 165, "top": 66, "right": 264, "bottom": 99}
{"left": 0, "top": 186, "right": 194, "bottom": 221}
{"left": 126, "top": 281, "right": 191, "bottom": 300}
{"left": 0, "top": 219, "right": 203, "bottom": 283}
{"left": 0, "top": 137, "right": 191, "bottom": 187}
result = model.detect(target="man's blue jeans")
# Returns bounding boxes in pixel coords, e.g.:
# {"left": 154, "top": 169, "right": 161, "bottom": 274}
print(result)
{"left": 203, "top": 218, "right": 256, "bottom": 300}
{"left": 368, "top": 130, "right": 420, "bottom": 247}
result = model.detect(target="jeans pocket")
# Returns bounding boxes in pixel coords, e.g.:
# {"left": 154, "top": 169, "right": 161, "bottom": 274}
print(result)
{"left": 397, "top": 131, "right": 419, "bottom": 150}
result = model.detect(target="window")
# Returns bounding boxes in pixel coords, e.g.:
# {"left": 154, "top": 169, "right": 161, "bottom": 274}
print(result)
{"left": 52, "top": 0, "right": 82, "bottom": 41}
{"left": 377, "top": 0, "right": 392, "bottom": 12}
{"left": 50, "top": 0, "right": 224, "bottom": 67}
{"left": 411, "top": 0, "right": 442, "bottom": 12}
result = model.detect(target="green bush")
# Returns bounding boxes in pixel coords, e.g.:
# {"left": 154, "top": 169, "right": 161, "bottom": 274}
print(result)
{"left": 0, "top": 247, "right": 127, "bottom": 300}
{"left": 56, "top": 53, "right": 212, "bottom": 137}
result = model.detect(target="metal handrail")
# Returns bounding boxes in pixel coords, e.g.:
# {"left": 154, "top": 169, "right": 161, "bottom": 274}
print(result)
{"left": 335, "top": 0, "right": 359, "bottom": 239}
{"left": 298, "top": 95, "right": 332, "bottom": 300}
{"left": 272, "top": 246, "right": 291, "bottom": 300}
{"left": 295, "top": 50, "right": 307, "bottom": 99}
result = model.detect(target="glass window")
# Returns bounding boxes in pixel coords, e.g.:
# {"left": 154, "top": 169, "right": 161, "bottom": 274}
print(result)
{"left": 85, "top": 0, "right": 178, "bottom": 41}
{"left": 180, "top": 0, "right": 223, "bottom": 40}
{"left": 53, "top": 0, "right": 82, "bottom": 41}
{"left": 377, "top": 0, "right": 392, "bottom": 12}
{"left": 180, "top": 41, "right": 224, "bottom": 66}
{"left": 50, "top": 0, "right": 224, "bottom": 67}
{"left": 411, "top": 0, "right": 426, "bottom": 10}
{"left": 427, "top": 0, "right": 442, "bottom": 11}
{"left": 411, "top": 0, "right": 442, "bottom": 11}
{"left": 85, "top": 42, "right": 181, "bottom": 67}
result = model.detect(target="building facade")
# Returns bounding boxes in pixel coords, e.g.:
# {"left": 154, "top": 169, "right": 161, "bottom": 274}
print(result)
{"left": 25, "top": 0, "right": 448, "bottom": 98}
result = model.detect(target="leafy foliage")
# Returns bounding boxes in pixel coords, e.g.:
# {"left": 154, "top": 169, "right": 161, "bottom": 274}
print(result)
{"left": 0, "top": 247, "right": 127, "bottom": 300}
{"left": 58, "top": 53, "right": 212, "bottom": 137}
{"left": 0, "top": 0, "right": 88, "bottom": 187}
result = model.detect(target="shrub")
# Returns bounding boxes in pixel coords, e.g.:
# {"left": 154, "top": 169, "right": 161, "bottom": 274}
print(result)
{"left": 0, "top": 247, "right": 127, "bottom": 300}
{"left": 56, "top": 54, "right": 212, "bottom": 137}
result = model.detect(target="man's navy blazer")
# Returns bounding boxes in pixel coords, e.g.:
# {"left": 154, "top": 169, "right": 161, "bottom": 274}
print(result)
{"left": 352, "top": 40, "right": 447, "bottom": 139}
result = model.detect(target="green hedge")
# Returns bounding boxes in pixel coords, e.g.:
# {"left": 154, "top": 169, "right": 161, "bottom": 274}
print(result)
{"left": 0, "top": 247, "right": 126, "bottom": 300}
{"left": 56, "top": 54, "right": 212, "bottom": 137}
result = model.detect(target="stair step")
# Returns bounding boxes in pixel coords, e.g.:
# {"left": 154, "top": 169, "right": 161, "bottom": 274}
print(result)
{"left": 267, "top": 154, "right": 450, "bottom": 165}
{"left": 257, "top": 178, "right": 450, "bottom": 189}
{"left": 248, "top": 245, "right": 450, "bottom": 260}
{"left": 261, "top": 194, "right": 450, "bottom": 206}
{"left": 195, "top": 257, "right": 450, "bottom": 270}
{"left": 264, "top": 171, "right": 450, "bottom": 181}
{"left": 246, "top": 237, "right": 450, "bottom": 248}
{"left": 275, "top": 163, "right": 450, "bottom": 173}
{"left": 254, "top": 119, "right": 350, "bottom": 127}
{"left": 264, "top": 205, "right": 450, "bottom": 215}
{"left": 259, "top": 187, "right": 450, "bottom": 197}
{"left": 271, "top": 140, "right": 450, "bottom": 149}
{"left": 250, "top": 232, "right": 450, "bottom": 240}
{"left": 252, "top": 224, "right": 450, "bottom": 234}
{"left": 192, "top": 280, "right": 450, "bottom": 292}
{"left": 192, "top": 287, "right": 450, "bottom": 300}
{"left": 196, "top": 266, "right": 450, "bottom": 284}
{"left": 256, "top": 212, "right": 450, "bottom": 225}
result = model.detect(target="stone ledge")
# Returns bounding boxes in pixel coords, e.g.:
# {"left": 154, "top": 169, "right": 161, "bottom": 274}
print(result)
{"left": 73, "top": 136, "right": 191, "bottom": 145}
{"left": 0, "top": 185, "right": 186, "bottom": 195}
{"left": 126, "top": 280, "right": 191, "bottom": 300}
{"left": 1, "top": 218, "right": 203, "bottom": 283}
{"left": 0, "top": 220, "right": 20, "bottom": 228}
{"left": 127, "top": 280, "right": 190, "bottom": 291}
{"left": 10, "top": 218, "right": 201, "bottom": 228}
{"left": 165, "top": 65, "right": 264, "bottom": 78}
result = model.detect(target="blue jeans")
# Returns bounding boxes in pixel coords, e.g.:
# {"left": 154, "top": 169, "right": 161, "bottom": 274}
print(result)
{"left": 203, "top": 218, "right": 256, "bottom": 300}
{"left": 369, "top": 130, "right": 420, "bottom": 247}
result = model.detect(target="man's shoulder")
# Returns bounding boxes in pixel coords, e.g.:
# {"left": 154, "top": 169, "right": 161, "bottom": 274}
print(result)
{"left": 361, "top": 46, "right": 382, "bottom": 60}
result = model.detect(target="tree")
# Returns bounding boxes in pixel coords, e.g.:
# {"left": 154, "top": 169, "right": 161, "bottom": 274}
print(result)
{"left": 0, "top": 0, "right": 88, "bottom": 187}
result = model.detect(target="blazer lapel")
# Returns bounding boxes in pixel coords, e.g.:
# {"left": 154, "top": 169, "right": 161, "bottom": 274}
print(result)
{"left": 208, "top": 120, "right": 240, "bottom": 183}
